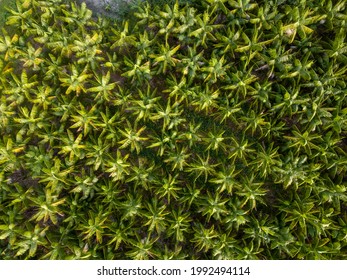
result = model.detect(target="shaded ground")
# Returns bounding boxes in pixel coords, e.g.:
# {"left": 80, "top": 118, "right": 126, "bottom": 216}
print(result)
{"left": 74, "top": 0, "right": 136, "bottom": 18}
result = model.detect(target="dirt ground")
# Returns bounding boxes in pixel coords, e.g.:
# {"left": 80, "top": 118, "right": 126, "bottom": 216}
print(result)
{"left": 74, "top": 0, "right": 135, "bottom": 18}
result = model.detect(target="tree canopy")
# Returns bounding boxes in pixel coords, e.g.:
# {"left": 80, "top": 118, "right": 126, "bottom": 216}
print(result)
{"left": 0, "top": 0, "right": 346, "bottom": 259}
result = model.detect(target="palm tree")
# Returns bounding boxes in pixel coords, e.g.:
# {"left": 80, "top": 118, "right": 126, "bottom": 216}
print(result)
{"left": 17, "top": 42, "right": 43, "bottom": 71}
{"left": 79, "top": 211, "right": 108, "bottom": 244}
{"left": 273, "top": 152, "right": 312, "bottom": 190}
{"left": 182, "top": 119, "right": 203, "bottom": 148}
{"left": 210, "top": 164, "right": 241, "bottom": 194}
{"left": 250, "top": 142, "right": 281, "bottom": 179}
{"left": 322, "top": 0, "right": 347, "bottom": 29}
{"left": 109, "top": 86, "right": 133, "bottom": 112}
{"left": 31, "top": 84, "right": 56, "bottom": 111}
{"left": 118, "top": 120, "right": 148, "bottom": 154}
{"left": 127, "top": 85, "right": 160, "bottom": 122}
{"left": 95, "top": 106, "right": 124, "bottom": 141}
{"left": 126, "top": 159, "right": 156, "bottom": 191}
{"left": 59, "top": 64, "right": 91, "bottom": 95}
{"left": 234, "top": 26, "right": 275, "bottom": 68}
{"left": 228, "top": 0, "right": 258, "bottom": 20}
{"left": 224, "top": 70, "right": 258, "bottom": 99}
{"left": 186, "top": 152, "right": 219, "bottom": 182}
{"left": 212, "top": 232, "right": 238, "bottom": 259}
{"left": 107, "top": 220, "right": 133, "bottom": 251}
{"left": 280, "top": 51, "right": 313, "bottom": 81}
{"left": 58, "top": 129, "right": 86, "bottom": 163}
{"left": 0, "top": 206, "right": 23, "bottom": 247}
{"left": 174, "top": 5, "right": 196, "bottom": 39}
{"left": 163, "top": 145, "right": 190, "bottom": 171}
{"left": 235, "top": 27, "right": 275, "bottom": 54}
{"left": 69, "top": 103, "right": 98, "bottom": 136}
{"left": 167, "top": 207, "right": 192, "bottom": 243}
{"left": 126, "top": 233, "right": 159, "bottom": 260}
{"left": 13, "top": 104, "right": 47, "bottom": 135}
{"left": 133, "top": 1, "right": 154, "bottom": 27}
{"left": 241, "top": 109, "right": 270, "bottom": 136}
{"left": 13, "top": 224, "right": 48, "bottom": 258}
{"left": 150, "top": 99, "right": 183, "bottom": 131}
{"left": 155, "top": 0, "right": 182, "bottom": 44}
{"left": 189, "top": 11, "right": 224, "bottom": 48}
{"left": 88, "top": 71, "right": 117, "bottom": 102}
{"left": 249, "top": 1, "right": 278, "bottom": 30}
{"left": 201, "top": 52, "right": 230, "bottom": 83}
{"left": 122, "top": 53, "right": 151, "bottom": 84}
{"left": 117, "top": 192, "right": 142, "bottom": 221}
{"left": 228, "top": 133, "right": 255, "bottom": 165}
{"left": 156, "top": 173, "right": 181, "bottom": 203}
{"left": 191, "top": 224, "right": 218, "bottom": 253}
{"left": 223, "top": 196, "right": 250, "bottom": 231}
{"left": 109, "top": 21, "right": 137, "bottom": 50}
{"left": 105, "top": 150, "right": 130, "bottom": 182}
{"left": 236, "top": 174, "right": 267, "bottom": 210}
{"left": 135, "top": 30, "right": 154, "bottom": 56}
{"left": 202, "top": 124, "right": 228, "bottom": 152}
{"left": 147, "top": 130, "right": 179, "bottom": 156}
{"left": 178, "top": 44, "right": 204, "bottom": 83}
{"left": 97, "top": 179, "right": 123, "bottom": 209}
{"left": 250, "top": 80, "right": 273, "bottom": 107}
{"left": 29, "top": 188, "right": 65, "bottom": 225}
{"left": 103, "top": 51, "right": 121, "bottom": 72}
{"left": 5, "top": 0, "right": 34, "bottom": 32}
{"left": 178, "top": 182, "right": 202, "bottom": 207}
{"left": 24, "top": 144, "right": 53, "bottom": 178}
{"left": 72, "top": 31, "right": 104, "bottom": 70}
{"left": 53, "top": 95, "right": 78, "bottom": 122}
{"left": 46, "top": 29, "right": 74, "bottom": 58}
{"left": 279, "top": 192, "right": 320, "bottom": 237}
{"left": 0, "top": 96, "right": 14, "bottom": 130}
{"left": 192, "top": 84, "right": 220, "bottom": 113}
{"left": 143, "top": 197, "right": 168, "bottom": 234}
{"left": 256, "top": 44, "right": 294, "bottom": 79}
{"left": 269, "top": 84, "right": 309, "bottom": 118}
{"left": 281, "top": 6, "right": 326, "bottom": 43}
{"left": 283, "top": 126, "right": 321, "bottom": 156}
{"left": 6, "top": 181, "right": 33, "bottom": 208}
{"left": 36, "top": 124, "right": 60, "bottom": 147}
{"left": 157, "top": 0, "right": 180, "bottom": 20}
{"left": 199, "top": 191, "right": 229, "bottom": 222}
{"left": 244, "top": 213, "right": 278, "bottom": 248}
{"left": 0, "top": 28, "right": 20, "bottom": 61}
{"left": 4, "top": 70, "right": 38, "bottom": 103}
{"left": 163, "top": 75, "right": 194, "bottom": 105}
{"left": 85, "top": 135, "right": 110, "bottom": 171}
{"left": 324, "top": 26, "right": 347, "bottom": 64}
{"left": 214, "top": 26, "right": 238, "bottom": 55}
{"left": 43, "top": 53, "right": 63, "bottom": 83}
{"left": 150, "top": 44, "right": 181, "bottom": 74}
{"left": 205, "top": 0, "right": 229, "bottom": 15}
{"left": 58, "top": 1, "right": 93, "bottom": 28}
{"left": 70, "top": 168, "right": 99, "bottom": 200}
{"left": 213, "top": 97, "right": 242, "bottom": 124}
{"left": 157, "top": 17, "right": 176, "bottom": 47}
{"left": 236, "top": 240, "right": 264, "bottom": 260}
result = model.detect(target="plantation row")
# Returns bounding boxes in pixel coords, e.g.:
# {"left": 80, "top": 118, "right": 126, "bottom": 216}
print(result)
{"left": 0, "top": 0, "right": 346, "bottom": 259}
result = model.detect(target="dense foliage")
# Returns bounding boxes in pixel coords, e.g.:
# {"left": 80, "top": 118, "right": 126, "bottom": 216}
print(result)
{"left": 0, "top": 0, "right": 347, "bottom": 259}
{"left": 0, "top": 0, "right": 17, "bottom": 26}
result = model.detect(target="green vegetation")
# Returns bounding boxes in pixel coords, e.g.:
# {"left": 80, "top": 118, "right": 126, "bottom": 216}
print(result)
{"left": 0, "top": 0, "right": 347, "bottom": 259}
{"left": 0, "top": 0, "right": 16, "bottom": 27}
